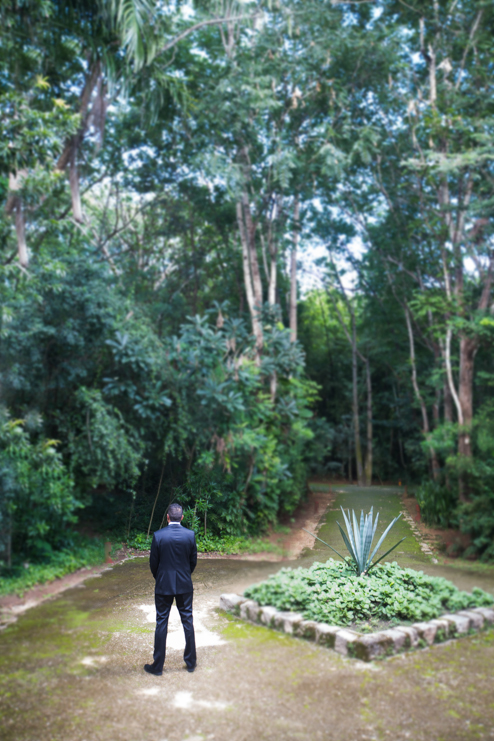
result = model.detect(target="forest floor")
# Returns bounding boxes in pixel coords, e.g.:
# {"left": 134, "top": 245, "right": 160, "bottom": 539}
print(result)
{"left": 1, "top": 483, "right": 494, "bottom": 741}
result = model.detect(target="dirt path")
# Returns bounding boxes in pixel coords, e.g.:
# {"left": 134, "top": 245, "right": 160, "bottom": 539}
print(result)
{"left": 1, "top": 484, "right": 494, "bottom": 741}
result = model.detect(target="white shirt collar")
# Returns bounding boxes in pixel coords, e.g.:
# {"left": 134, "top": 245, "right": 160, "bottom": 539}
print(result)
{"left": 168, "top": 521, "right": 181, "bottom": 525}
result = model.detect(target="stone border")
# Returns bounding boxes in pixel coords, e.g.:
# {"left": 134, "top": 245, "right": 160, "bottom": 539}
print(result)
{"left": 218, "top": 593, "right": 494, "bottom": 661}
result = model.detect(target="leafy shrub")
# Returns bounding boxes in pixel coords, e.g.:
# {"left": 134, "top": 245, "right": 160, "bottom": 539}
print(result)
{"left": 0, "top": 536, "right": 105, "bottom": 597}
{"left": 416, "top": 406, "right": 494, "bottom": 561}
{"left": 244, "top": 559, "right": 494, "bottom": 626}
{"left": 0, "top": 413, "right": 80, "bottom": 562}
{"left": 61, "top": 387, "right": 144, "bottom": 491}
{"left": 125, "top": 529, "right": 281, "bottom": 555}
{"left": 195, "top": 533, "right": 281, "bottom": 555}
{"left": 416, "top": 480, "right": 458, "bottom": 527}
{"left": 458, "top": 494, "right": 494, "bottom": 563}
{"left": 126, "top": 532, "right": 153, "bottom": 551}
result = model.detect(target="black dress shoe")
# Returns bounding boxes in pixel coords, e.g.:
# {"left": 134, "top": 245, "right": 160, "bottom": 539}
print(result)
{"left": 186, "top": 664, "right": 196, "bottom": 673}
{"left": 144, "top": 663, "right": 163, "bottom": 676}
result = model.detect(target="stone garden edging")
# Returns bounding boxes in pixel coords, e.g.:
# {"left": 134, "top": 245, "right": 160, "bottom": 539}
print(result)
{"left": 218, "top": 593, "right": 494, "bottom": 661}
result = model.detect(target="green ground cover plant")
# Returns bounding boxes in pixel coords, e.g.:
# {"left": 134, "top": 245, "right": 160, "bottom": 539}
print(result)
{"left": 244, "top": 559, "right": 494, "bottom": 627}
{"left": 0, "top": 537, "right": 105, "bottom": 598}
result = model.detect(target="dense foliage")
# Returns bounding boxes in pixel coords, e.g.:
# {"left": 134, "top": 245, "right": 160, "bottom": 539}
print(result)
{"left": 1, "top": 0, "right": 494, "bottom": 576}
{"left": 0, "top": 536, "right": 106, "bottom": 598}
{"left": 244, "top": 560, "right": 494, "bottom": 627}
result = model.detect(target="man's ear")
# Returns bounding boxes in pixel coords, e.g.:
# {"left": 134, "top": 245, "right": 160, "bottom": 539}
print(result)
{"left": 181, "top": 515, "right": 184, "bottom": 521}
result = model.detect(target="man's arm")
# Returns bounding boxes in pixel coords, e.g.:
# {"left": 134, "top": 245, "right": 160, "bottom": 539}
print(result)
{"left": 190, "top": 532, "right": 197, "bottom": 574}
{"left": 149, "top": 534, "right": 159, "bottom": 579}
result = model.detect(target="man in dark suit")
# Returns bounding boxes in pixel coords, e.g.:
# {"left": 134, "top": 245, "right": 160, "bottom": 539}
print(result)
{"left": 144, "top": 503, "right": 198, "bottom": 675}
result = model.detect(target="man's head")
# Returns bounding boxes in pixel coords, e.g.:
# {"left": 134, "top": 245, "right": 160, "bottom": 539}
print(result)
{"left": 167, "top": 503, "right": 183, "bottom": 523}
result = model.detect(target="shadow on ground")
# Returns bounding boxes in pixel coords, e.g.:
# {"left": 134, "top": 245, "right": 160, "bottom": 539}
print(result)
{"left": 1, "top": 485, "right": 493, "bottom": 741}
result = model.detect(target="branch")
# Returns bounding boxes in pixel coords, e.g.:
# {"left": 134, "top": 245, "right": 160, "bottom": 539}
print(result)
{"left": 477, "top": 253, "right": 494, "bottom": 311}
{"left": 156, "top": 14, "right": 254, "bottom": 58}
{"left": 443, "top": 326, "right": 463, "bottom": 424}
{"left": 455, "top": 9, "right": 483, "bottom": 92}
{"left": 404, "top": 304, "right": 430, "bottom": 433}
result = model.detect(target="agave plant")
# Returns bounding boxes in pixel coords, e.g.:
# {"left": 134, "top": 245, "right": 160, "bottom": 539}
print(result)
{"left": 303, "top": 506, "right": 406, "bottom": 576}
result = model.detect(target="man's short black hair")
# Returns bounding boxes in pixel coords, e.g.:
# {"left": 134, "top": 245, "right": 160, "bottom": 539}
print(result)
{"left": 168, "top": 503, "right": 183, "bottom": 522}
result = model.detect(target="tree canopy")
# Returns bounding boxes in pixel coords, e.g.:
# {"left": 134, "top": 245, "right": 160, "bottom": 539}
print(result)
{"left": 1, "top": 0, "right": 494, "bottom": 566}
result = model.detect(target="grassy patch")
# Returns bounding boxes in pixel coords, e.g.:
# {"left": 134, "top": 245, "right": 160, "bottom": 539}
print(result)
{"left": 0, "top": 538, "right": 106, "bottom": 598}
{"left": 244, "top": 559, "right": 494, "bottom": 626}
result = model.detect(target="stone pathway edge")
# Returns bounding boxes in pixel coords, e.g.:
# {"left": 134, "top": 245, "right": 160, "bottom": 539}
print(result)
{"left": 218, "top": 593, "right": 494, "bottom": 661}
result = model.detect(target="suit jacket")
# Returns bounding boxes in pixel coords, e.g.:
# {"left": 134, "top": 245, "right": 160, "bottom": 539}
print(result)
{"left": 149, "top": 524, "right": 197, "bottom": 595}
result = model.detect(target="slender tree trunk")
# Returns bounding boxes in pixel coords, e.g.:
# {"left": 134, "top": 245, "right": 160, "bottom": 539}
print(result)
{"left": 14, "top": 199, "right": 28, "bottom": 268}
{"left": 444, "top": 378, "right": 453, "bottom": 422}
{"left": 348, "top": 428, "right": 352, "bottom": 484}
{"left": 267, "top": 230, "right": 278, "bottom": 305}
{"left": 364, "top": 358, "right": 373, "bottom": 486}
{"left": 69, "top": 150, "right": 84, "bottom": 223}
{"left": 236, "top": 201, "right": 263, "bottom": 354}
{"left": 351, "top": 317, "right": 364, "bottom": 486}
{"left": 266, "top": 196, "right": 281, "bottom": 306}
{"left": 57, "top": 61, "right": 101, "bottom": 170}
{"left": 147, "top": 462, "right": 165, "bottom": 537}
{"left": 57, "top": 61, "right": 102, "bottom": 222}
{"left": 7, "top": 517, "right": 11, "bottom": 569}
{"left": 270, "top": 372, "right": 277, "bottom": 402}
{"left": 6, "top": 171, "right": 29, "bottom": 267}
{"left": 289, "top": 197, "right": 299, "bottom": 342}
{"left": 327, "top": 261, "right": 365, "bottom": 485}
{"left": 405, "top": 306, "right": 439, "bottom": 480}
{"left": 457, "top": 335, "right": 476, "bottom": 500}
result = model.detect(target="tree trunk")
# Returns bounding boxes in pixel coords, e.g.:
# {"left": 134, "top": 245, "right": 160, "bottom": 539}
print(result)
{"left": 57, "top": 61, "right": 102, "bottom": 222}
{"left": 69, "top": 150, "right": 84, "bottom": 223}
{"left": 351, "top": 318, "right": 364, "bottom": 486}
{"left": 444, "top": 377, "right": 453, "bottom": 422}
{"left": 348, "top": 429, "right": 352, "bottom": 484}
{"left": 289, "top": 197, "right": 299, "bottom": 342}
{"left": 364, "top": 358, "right": 373, "bottom": 486}
{"left": 236, "top": 201, "right": 263, "bottom": 354}
{"left": 14, "top": 199, "right": 28, "bottom": 268}
{"left": 405, "top": 306, "right": 439, "bottom": 480}
{"left": 457, "top": 335, "right": 476, "bottom": 500}
{"left": 6, "top": 171, "right": 29, "bottom": 267}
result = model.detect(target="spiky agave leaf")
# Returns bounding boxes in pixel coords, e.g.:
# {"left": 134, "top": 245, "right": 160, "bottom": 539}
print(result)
{"left": 367, "top": 513, "right": 403, "bottom": 565}
{"left": 353, "top": 509, "right": 362, "bottom": 565}
{"left": 357, "top": 509, "right": 367, "bottom": 572}
{"left": 301, "top": 528, "right": 348, "bottom": 563}
{"left": 361, "top": 508, "right": 374, "bottom": 565}
{"left": 335, "top": 520, "right": 359, "bottom": 571}
{"left": 366, "top": 537, "right": 407, "bottom": 573}
{"left": 340, "top": 507, "right": 358, "bottom": 558}
{"left": 338, "top": 508, "right": 406, "bottom": 575}
{"left": 306, "top": 507, "right": 406, "bottom": 576}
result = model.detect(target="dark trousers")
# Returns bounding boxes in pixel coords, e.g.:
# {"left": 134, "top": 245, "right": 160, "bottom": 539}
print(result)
{"left": 152, "top": 591, "right": 196, "bottom": 672}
